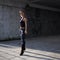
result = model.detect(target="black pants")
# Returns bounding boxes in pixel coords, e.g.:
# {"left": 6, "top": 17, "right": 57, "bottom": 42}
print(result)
{"left": 20, "top": 29, "right": 25, "bottom": 50}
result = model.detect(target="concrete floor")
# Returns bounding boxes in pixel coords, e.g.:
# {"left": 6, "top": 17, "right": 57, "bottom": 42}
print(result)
{"left": 0, "top": 36, "right": 60, "bottom": 60}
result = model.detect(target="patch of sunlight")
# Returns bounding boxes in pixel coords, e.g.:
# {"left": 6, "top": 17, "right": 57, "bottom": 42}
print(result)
{"left": 25, "top": 48, "right": 60, "bottom": 60}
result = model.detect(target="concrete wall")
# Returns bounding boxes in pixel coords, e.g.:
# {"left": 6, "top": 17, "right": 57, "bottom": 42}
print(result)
{"left": 26, "top": 7, "right": 60, "bottom": 37}
{"left": 0, "top": 0, "right": 26, "bottom": 40}
{"left": 0, "top": 0, "right": 60, "bottom": 40}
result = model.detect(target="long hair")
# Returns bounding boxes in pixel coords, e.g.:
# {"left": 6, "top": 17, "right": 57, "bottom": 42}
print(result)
{"left": 19, "top": 9, "right": 27, "bottom": 18}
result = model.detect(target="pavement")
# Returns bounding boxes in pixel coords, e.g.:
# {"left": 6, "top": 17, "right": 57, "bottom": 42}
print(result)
{"left": 0, "top": 36, "right": 60, "bottom": 60}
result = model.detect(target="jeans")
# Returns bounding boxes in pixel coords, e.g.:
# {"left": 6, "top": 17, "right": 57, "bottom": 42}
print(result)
{"left": 20, "top": 29, "right": 25, "bottom": 50}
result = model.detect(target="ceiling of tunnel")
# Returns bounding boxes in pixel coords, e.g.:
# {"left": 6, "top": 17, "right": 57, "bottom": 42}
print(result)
{"left": 28, "top": 0, "right": 60, "bottom": 11}
{"left": 11, "top": 0, "right": 60, "bottom": 11}
{"left": 32, "top": 0, "right": 60, "bottom": 9}
{"left": 11, "top": 0, "right": 60, "bottom": 8}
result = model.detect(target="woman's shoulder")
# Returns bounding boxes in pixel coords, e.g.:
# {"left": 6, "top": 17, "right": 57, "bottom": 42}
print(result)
{"left": 24, "top": 18, "right": 28, "bottom": 21}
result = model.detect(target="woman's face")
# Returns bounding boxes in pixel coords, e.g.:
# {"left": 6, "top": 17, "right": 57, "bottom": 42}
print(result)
{"left": 19, "top": 11, "right": 24, "bottom": 17}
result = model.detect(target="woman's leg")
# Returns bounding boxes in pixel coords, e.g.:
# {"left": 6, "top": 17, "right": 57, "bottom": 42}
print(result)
{"left": 20, "top": 29, "right": 25, "bottom": 55}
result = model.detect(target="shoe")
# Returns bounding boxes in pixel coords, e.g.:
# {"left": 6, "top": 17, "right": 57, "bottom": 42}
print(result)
{"left": 20, "top": 49, "right": 24, "bottom": 56}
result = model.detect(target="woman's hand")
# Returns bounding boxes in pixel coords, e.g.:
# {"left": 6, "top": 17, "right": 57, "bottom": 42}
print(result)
{"left": 25, "top": 30, "right": 27, "bottom": 34}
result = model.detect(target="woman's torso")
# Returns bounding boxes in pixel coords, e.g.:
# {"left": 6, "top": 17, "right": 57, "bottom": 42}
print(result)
{"left": 20, "top": 18, "right": 25, "bottom": 29}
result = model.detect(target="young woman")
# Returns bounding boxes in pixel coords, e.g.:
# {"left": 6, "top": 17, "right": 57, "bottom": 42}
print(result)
{"left": 19, "top": 10, "right": 28, "bottom": 56}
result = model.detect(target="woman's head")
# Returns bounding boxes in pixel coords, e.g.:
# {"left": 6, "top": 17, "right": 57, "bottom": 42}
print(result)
{"left": 19, "top": 10, "right": 25, "bottom": 17}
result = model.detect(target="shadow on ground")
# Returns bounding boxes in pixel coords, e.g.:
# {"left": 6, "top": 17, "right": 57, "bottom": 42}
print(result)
{"left": 0, "top": 36, "right": 60, "bottom": 54}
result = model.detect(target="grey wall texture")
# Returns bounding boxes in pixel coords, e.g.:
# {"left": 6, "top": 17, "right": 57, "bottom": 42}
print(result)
{"left": 0, "top": 0, "right": 26, "bottom": 40}
{"left": 0, "top": 6, "right": 20, "bottom": 40}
